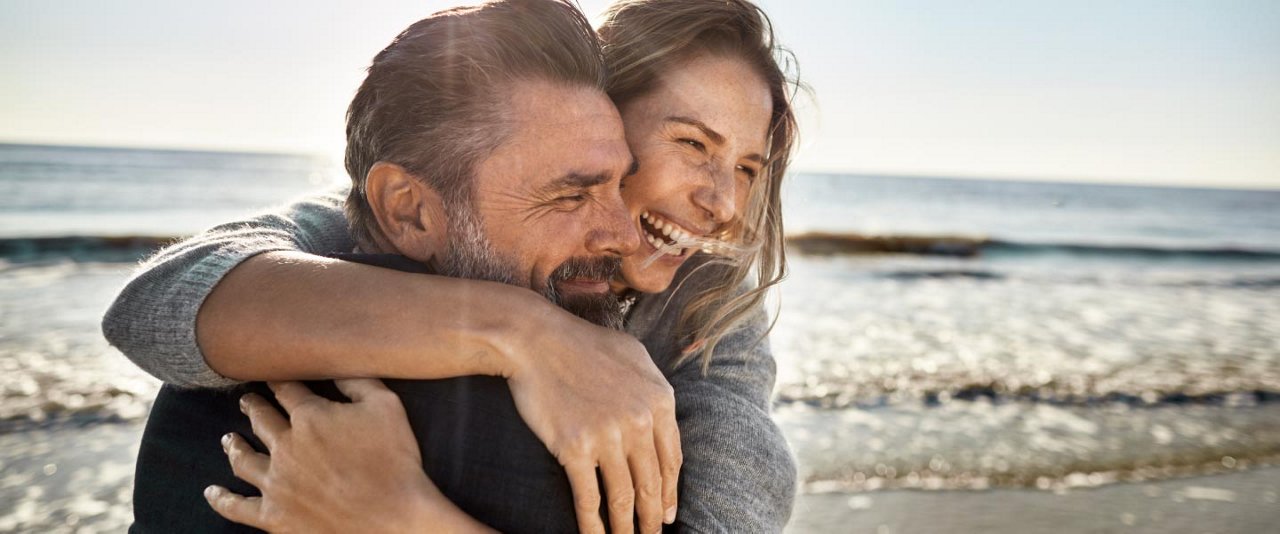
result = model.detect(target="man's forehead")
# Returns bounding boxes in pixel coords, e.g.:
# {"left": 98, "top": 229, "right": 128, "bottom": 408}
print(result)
{"left": 484, "top": 81, "right": 631, "bottom": 188}
{"left": 486, "top": 139, "right": 631, "bottom": 196}
{"left": 503, "top": 79, "right": 620, "bottom": 123}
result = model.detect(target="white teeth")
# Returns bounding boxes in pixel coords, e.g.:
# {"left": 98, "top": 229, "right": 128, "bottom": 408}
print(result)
{"left": 643, "top": 211, "right": 706, "bottom": 256}
{"left": 646, "top": 231, "right": 681, "bottom": 256}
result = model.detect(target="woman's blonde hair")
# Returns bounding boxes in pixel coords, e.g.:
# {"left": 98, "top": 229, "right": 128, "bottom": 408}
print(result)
{"left": 598, "top": 0, "right": 800, "bottom": 371}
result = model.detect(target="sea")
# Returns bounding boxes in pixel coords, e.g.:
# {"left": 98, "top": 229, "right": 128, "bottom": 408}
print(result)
{"left": 2, "top": 143, "right": 1278, "bottom": 529}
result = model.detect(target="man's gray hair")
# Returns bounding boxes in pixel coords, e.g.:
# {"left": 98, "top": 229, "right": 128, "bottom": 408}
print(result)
{"left": 342, "top": 0, "right": 607, "bottom": 250}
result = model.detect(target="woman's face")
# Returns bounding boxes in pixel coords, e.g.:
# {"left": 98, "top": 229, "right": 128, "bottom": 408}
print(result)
{"left": 616, "top": 54, "right": 773, "bottom": 293}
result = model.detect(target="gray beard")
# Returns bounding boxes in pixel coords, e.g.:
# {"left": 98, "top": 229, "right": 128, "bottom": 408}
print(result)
{"left": 435, "top": 200, "right": 519, "bottom": 287}
{"left": 436, "top": 201, "right": 624, "bottom": 330}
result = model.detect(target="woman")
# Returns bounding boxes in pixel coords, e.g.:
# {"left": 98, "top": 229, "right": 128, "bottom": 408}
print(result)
{"left": 104, "top": 0, "right": 799, "bottom": 531}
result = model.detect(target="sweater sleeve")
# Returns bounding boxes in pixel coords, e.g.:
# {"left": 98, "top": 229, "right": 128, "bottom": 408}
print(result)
{"left": 101, "top": 187, "right": 355, "bottom": 389}
{"left": 666, "top": 306, "right": 796, "bottom": 533}
{"left": 628, "top": 262, "right": 797, "bottom": 533}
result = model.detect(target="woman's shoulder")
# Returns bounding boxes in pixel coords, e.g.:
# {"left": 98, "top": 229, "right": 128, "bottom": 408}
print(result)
{"left": 627, "top": 255, "right": 755, "bottom": 365}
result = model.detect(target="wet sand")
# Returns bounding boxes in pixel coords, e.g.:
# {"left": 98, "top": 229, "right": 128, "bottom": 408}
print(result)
{"left": 789, "top": 468, "right": 1280, "bottom": 533}
{"left": 3, "top": 421, "right": 1278, "bottom": 533}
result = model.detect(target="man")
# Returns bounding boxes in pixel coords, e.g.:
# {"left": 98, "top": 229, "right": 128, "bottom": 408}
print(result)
{"left": 131, "top": 2, "right": 664, "bottom": 533}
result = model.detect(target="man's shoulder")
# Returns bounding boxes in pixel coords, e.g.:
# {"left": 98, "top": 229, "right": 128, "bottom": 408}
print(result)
{"left": 327, "top": 253, "right": 433, "bottom": 274}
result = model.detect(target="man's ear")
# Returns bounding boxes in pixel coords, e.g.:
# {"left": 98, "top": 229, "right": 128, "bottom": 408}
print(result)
{"left": 364, "top": 162, "right": 446, "bottom": 264}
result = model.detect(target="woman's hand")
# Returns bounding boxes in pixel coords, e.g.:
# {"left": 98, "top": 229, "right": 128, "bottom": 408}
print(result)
{"left": 203, "top": 379, "right": 494, "bottom": 534}
{"left": 499, "top": 305, "right": 682, "bottom": 534}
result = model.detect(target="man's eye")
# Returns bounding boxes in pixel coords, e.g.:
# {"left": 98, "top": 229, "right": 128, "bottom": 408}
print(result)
{"left": 679, "top": 138, "right": 706, "bottom": 152}
{"left": 558, "top": 193, "right": 587, "bottom": 203}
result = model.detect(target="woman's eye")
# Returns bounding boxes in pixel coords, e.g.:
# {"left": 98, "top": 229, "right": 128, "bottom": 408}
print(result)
{"left": 620, "top": 161, "right": 638, "bottom": 190}
{"left": 737, "top": 165, "right": 759, "bottom": 180}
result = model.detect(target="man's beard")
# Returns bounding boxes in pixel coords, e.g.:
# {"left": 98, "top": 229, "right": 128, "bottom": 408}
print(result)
{"left": 436, "top": 201, "right": 625, "bottom": 330}
{"left": 540, "top": 256, "right": 625, "bottom": 331}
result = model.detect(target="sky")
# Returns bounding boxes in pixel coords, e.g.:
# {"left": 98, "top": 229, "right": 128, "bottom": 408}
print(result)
{"left": 2, "top": 0, "right": 1277, "bottom": 189}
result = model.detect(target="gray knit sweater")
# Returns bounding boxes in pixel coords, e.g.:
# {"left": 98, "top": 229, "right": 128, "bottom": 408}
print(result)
{"left": 101, "top": 188, "right": 796, "bottom": 532}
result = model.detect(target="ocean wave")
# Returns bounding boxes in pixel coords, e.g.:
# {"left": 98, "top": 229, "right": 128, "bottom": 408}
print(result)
{"left": 786, "top": 232, "right": 1280, "bottom": 261}
{"left": 9, "top": 232, "right": 1279, "bottom": 264}
{"left": 786, "top": 233, "right": 990, "bottom": 257}
{"left": 0, "top": 235, "right": 176, "bottom": 262}
{"left": 876, "top": 269, "right": 1005, "bottom": 281}
{"left": 776, "top": 382, "right": 1280, "bottom": 410}
{"left": 781, "top": 402, "right": 1280, "bottom": 492}
{"left": 867, "top": 270, "right": 1280, "bottom": 289}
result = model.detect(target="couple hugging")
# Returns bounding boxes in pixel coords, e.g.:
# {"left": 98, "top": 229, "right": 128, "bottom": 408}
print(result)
{"left": 105, "top": 0, "right": 801, "bottom": 532}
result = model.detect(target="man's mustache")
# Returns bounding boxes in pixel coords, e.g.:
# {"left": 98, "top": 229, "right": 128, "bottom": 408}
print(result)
{"left": 548, "top": 256, "right": 622, "bottom": 285}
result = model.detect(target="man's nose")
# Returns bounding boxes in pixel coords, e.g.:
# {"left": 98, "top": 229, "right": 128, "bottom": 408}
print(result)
{"left": 692, "top": 166, "right": 736, "bottom": 225}
{"left": 586, "top": 191, "right": 641, "bottom": 257}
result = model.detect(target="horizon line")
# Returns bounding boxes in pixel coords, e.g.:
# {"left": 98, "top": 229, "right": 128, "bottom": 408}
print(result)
{"left": 4, "top": 140, "right": 1276, "bottom": 193}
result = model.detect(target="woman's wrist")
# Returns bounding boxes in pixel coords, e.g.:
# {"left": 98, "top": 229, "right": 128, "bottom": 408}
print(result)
{"left": 401, "top": 479, "right": 496, "bottom": 534}
{"left": 381, "top": 275, "right": 540, "bottom": 380}
{"left": 465, "top": 281, "right": 565, "bottom": 380}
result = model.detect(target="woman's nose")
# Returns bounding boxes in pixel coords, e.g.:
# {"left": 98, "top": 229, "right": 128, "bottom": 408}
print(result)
{"left": 692, "top": 167, "right": 735, "bottom": 224}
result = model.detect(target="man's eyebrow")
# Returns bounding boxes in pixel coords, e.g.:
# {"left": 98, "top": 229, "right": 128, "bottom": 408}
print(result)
{"left": 540, "top": 172, "right": 610, "bottom": 194}
{"left": 667, "top": 116, "right": 765, "bottom": 164}
{"left": 542, "top": 158, "right": 638, "bottom": 194}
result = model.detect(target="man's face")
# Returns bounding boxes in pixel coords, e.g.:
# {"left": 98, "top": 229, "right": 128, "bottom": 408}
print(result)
{"left": 437, "top": 79, "right": 639, "bottom": 328}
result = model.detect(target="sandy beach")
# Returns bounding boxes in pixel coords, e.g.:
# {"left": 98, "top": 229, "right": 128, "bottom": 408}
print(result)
{"left": 789, "top": 469, "right": 1280, "bottom": 533}
{"left": 2, "top": 420, "right": 1276, "bottom": 533}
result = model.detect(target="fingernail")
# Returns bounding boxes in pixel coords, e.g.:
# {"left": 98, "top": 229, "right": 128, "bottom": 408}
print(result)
{"left": 238, "top": 396, "right": 249, "bottom": 414}
{"left": 204, "top": 485, "right": 219, "bottom": 500}
{"left": 220, "top": 433, "right": 232, "bottom": 449}
{"left": 664, "top": 506, "right": 676, "bottom": 524}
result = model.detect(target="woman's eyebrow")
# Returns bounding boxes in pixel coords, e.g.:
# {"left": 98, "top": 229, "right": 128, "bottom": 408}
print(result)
{"left": 665, "top": 116, "right": 725, "bottom": 145}
{"left": 666, "top": 116, "right": 764, "bottom": 163}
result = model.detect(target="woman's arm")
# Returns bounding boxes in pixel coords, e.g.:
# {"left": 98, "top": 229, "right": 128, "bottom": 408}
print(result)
{"left": 100, "top": 187, "right": 633, "bottom": 390}
{"left": 195, "top": 251, "right": 555, "bottom": 383}
{"left": 102, "top": 188, "right": 356, "bottom": 387}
